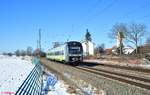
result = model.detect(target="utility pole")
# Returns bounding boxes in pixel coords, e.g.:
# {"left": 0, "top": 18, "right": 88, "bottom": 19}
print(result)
{"left": 37, "top": 28, "right": 42, "bottom": 57}
{"left": 39, "top": 28, "right": 41, "bottom": 51}
{"left": 67, "top": 24, "right": 74, "bottom": 42}
{"left": 37, "top": 40, "right": 39, "bottom": 49}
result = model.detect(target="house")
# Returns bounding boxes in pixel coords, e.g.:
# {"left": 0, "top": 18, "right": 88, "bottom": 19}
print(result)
{"left": 81, "top": 41, "right": 94, "bottom": 56}
{"left": 123, "top": 47, "right": 135, "bottom": 54}
{"left": 138, "top": 44, "right": 150, "bottom": 54}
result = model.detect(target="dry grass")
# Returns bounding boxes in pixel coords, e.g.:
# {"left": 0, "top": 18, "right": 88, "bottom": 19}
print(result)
{"left": 84, "top": 55, "right": 144, "bottom": 65}
{"left": 40, "top": 58, "right": 150, "bottom": 95}
{"left": 67, "top": 86, "right": 76, "bottom": 94}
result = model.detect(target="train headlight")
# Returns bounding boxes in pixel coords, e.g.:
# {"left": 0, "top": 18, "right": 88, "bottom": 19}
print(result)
{"left": 75, "top": 58, "right": 78, "bottom": 61}
{"left": 72, "top": 57, "right": 78, "bottom": 61}
{"left": 72, "top": 58, "right": 75, "bottom": 61}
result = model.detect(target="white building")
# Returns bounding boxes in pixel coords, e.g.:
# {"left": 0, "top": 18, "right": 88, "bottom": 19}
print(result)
{"left": 81, "top": 41, "right": 94, "bottom": 56}
{"left": 123, "top": 47, "right": 135, "bottom": 54}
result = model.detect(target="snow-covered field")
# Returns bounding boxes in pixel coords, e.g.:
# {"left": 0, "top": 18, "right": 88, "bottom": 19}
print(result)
{"left": 47, "top": 81, "right": 70, "bottom": 95}
{"left": 43, "top": 68, "right": 71, "bottom": 95}
{"left": 0, "top": 55, "right": 72, "bottom": 95}
{"left": 0, "top": 55, "right": 34, "bottom": 95}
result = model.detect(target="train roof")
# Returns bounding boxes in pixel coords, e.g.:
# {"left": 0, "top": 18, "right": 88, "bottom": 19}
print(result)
{"left": 48, "top": 41, "right": 81, "bottom": 51}
{"left": 66, "top": 41, "right": 81, "bottom": 43}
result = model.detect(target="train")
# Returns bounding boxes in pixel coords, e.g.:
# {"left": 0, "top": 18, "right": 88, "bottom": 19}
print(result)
{"left": 46, "top": 41, "right": 83, "bottom": 65}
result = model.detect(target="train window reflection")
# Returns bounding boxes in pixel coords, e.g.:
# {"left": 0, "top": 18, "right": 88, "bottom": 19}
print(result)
{"left": 69, "top": 47, "right": 81, "bottom": 54}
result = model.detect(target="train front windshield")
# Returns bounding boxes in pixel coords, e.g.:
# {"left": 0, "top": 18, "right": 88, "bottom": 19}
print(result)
{"left": 68, "top": 42, "right": 83, "bottom": 54}
{"left": 69, "top": 47, "right": 82, "bottom": 54}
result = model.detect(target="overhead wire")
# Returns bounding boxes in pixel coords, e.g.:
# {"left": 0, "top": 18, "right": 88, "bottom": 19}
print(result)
{"left": 119, "top": 1, "right": 150, "bottom": 20}
{"left": 69, "top": 0, "right": 103, "bottom": 40}
{"left": 77, "top": 0, "right": 150, "bottom": 29}
{"left": 73, "top": 0, "right": 103, "bottom": 30}
{"left": 76, "top": 0, "right": 117, "bottom": 30}
{"left": 86, "top": 0, "right": 102, "bottom": 14}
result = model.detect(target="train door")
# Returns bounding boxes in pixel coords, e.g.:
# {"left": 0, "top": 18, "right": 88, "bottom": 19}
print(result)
{"left": 65, "top": 44, "right": 69, "bottom": 63}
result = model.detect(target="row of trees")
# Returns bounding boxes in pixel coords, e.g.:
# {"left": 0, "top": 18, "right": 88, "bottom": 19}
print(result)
{"left": 2, "top": 47, "right": 47, "bottom": 57}
{"left": 2, "top": 47, "right": 33, "bottom": 56}
{"left": 15, "top": 47, "right": 46, "bottom": 57}
{"left": 94, "top": 43, "right": 105, "bottom": 55}
{"left": 15, "top": 47, "right": 33, "bottom": 56}
{"left": 93, "top": 22, "right": 150, "bottom": 55}
{"left": 109, "top": 22, "right": 148, "bottom": 54}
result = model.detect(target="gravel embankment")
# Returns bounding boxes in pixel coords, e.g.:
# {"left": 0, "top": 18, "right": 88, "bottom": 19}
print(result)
{"left": 41, "top": 58, "right": 150, "bottom": 95}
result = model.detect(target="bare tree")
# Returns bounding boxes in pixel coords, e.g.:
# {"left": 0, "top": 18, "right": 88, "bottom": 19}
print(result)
{"left": 3, "top": 52, "right": 7, "bottom": 55}
{"left": 146, "top": 36, "right": 150, "bottom": 44}
{"left": 33, "top": 48, "right": 40, "bottom": 56}
{"left": 15, "top": 49, "right": 20, "bottom": 56}
{"left": 20, "top": 50, "right": 26, "bottom": 56}
{"left": 7, "top": 52, "right": 13, "bottom": 56}
{"left": 109, "top": 23, "right": 127, "bottom": 55}
{"left": 33, "top": 48, "right": 46, "bottom": 57}
{"left": 126, "top": 23, "right": 146, "bottom": 54}
{"left": 26, "top": 47, "right": 33, "bottom": 56}
{"left": 109, "top": 23, "right": 127, "bottom": 39}
{"left": 94, "top": 43, "right": 105, "bottom": 55}
{"left": 53, "top": 42, "right": 61, "bottom": 48}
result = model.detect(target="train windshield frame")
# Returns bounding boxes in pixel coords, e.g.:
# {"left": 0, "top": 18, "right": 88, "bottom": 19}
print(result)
{"left": 69, "top": 46, "right": 82, "bottom": 54}
{"left": 67, "top": 42, "right": 83, "bottom": 54}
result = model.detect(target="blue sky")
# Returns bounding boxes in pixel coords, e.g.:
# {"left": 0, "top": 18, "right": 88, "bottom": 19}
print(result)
{"left": 0, "top": 0, "right": 150, "bottom": 52}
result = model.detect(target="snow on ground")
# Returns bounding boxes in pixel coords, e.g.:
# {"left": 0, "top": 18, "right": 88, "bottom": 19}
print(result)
{"left": 139, "top": 58, "right": 150, "bottom": 68}
{"left": 47, "top": 80, "right": 70, "bottom": 95}
{"left": 0, "top": 55, "right": 83, "bottom": 95}
{"left": 0, "top": 55, "right": 34, "bottom": 95}
{"left": 43, "top": 68, "right": 71, "bottom": 95}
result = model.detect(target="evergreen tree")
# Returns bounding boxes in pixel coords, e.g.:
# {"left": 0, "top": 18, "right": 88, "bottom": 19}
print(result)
{"left": 85, "top": 29, "right": 92, "bottom": 42}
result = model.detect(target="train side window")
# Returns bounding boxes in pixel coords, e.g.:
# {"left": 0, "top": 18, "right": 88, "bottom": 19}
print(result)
{"left": 61, "top": 51, "right": 63, "bottom": 55}
{"left": 55, "top": 52, "right": 57, "bottom": 55}
{"left": 56, "top": 51, "right": 59, "bottom": 55}
{"left": 60, "top": 51, "right": 63, "bottom": 55}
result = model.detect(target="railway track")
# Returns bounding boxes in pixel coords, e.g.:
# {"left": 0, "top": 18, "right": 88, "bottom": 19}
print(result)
{"left": 98, "top": 63, "right": 150, "bottom": 73}
{"left": 82, "top": 62, "right": 150, "bottom": 73}
{"left": 41, "top": 58, "right": 150, "bottom": 91}
{"left": 41, "top": 58, "right": 150, "bottom": 94}
{"left": 81, "top": 63, "right": 150, "bottom": 80}
{"left": 75, "top": 65, "right": 150, "bottom": 91}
